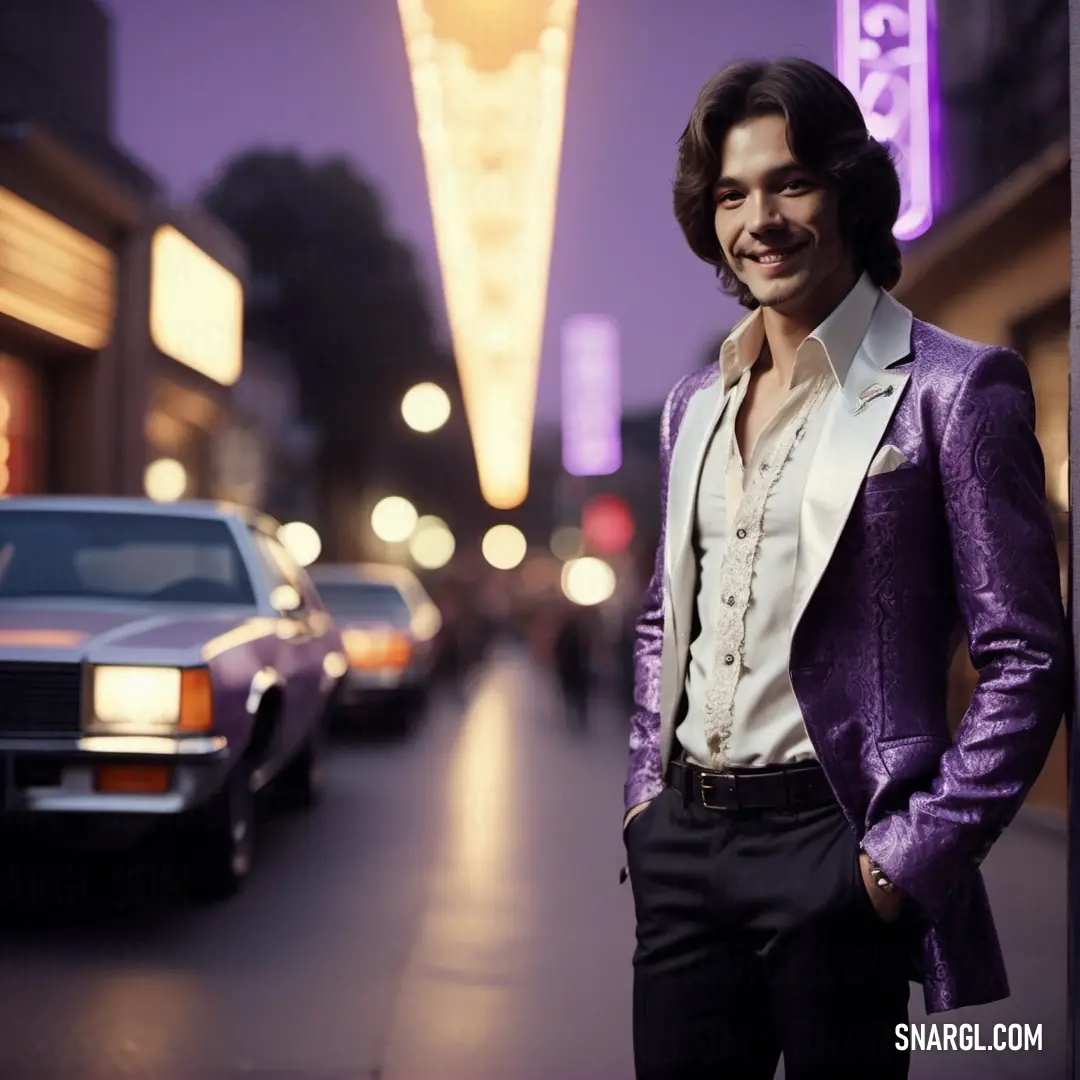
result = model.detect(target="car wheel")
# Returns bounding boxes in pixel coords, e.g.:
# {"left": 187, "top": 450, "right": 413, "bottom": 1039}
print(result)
{"left": 277, "top": 725, "right": 323, "bottom": 811}
{"left": 189, "top": 763, "right": 256, "bottom": 902}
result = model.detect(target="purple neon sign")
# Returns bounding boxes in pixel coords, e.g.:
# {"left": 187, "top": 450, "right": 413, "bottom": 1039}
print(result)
{"left": 837, "top": 0, "right": 937, "bottom": 240}
{"left": 561, "top": 314, "right": 622, "bottom": 477}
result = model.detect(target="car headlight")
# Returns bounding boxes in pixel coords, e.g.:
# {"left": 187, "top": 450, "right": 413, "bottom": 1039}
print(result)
{"left": 92, "top": 666, "right": 213, "bottom": 734}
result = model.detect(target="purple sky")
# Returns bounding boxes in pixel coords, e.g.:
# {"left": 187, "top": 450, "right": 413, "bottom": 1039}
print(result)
{"left": 100, "top": 0, "right": 835, "bottom": 423}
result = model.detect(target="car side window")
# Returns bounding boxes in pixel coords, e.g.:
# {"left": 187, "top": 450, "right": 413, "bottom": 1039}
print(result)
{"left": 263, "top": 535, "right": 323, "bottom": 610}
{"left": 249, "top": 531, "right": 307, "bottom": 612}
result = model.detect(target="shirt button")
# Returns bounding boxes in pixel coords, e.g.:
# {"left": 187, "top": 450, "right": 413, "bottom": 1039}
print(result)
{"left": 760, "top": 463, "right": 770, "bottom": 472}
{"left": 724, "top": 654, "right": 735, "bottom": 665}
{"left": 725, "top": 595, "right": 736, "bottom": 606}
{"left": 736, "top": 528, "right": 747, "bottom": 539}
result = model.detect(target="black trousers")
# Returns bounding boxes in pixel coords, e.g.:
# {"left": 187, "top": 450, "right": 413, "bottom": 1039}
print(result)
{"left": 627, "top": 783, "right": 914, "bottom": 1079}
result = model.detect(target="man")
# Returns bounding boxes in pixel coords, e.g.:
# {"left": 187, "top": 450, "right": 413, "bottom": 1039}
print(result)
{"left": 622, "top": 57, "right": 1070, "bottom": 1079}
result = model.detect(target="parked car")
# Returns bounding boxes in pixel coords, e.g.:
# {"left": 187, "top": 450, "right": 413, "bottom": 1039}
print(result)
{"left": 309, "top": 563, "right": 441, "bottom": 732}
{"left": 0, "top": 497, "right": 346, "bottom": 899}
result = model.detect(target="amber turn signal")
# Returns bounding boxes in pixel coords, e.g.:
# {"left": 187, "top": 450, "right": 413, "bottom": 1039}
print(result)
{"left": 178, "top": 668, "right": 214, "bottom": 732}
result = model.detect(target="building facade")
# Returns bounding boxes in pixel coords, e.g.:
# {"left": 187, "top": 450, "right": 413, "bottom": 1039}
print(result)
{"left": 893, "top": 0, "right": 1070, "bottom": 818}
{"left": 0, "top": 0, "right": 247, "bottom": 504}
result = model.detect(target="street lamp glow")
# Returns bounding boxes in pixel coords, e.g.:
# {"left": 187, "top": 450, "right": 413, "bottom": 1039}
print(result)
{"left": 278, "top": 521, "right": 322, "bottom": 567}
{"left": 409, "top": 515, "right": 456, "bottom": 569}
{"left": 402, "top": 382, "right": 451, "bottom": 433}
{"left": 396, "top": 0, "right": 579, "bottom": 509}
{"left": 371, "top": 496, "right": 418, "bottom": 543}
{"left": 561, "top": 556, "right": 616, "bottom": 606}
{"left": 482, "top": 524, "right": 527, "bottom": 571}
{"left": 144, "top": 458, "right": 187, "bottom": 503}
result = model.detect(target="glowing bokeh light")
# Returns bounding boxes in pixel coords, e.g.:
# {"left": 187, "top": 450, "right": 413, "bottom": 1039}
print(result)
{"left": 371, "top": 496, "right": 419, "bottom": 543}
{"left": 482, "top": 524, "right": 527, "bottom": 570}
{"left": 836, "top": 0, "right": 936, "bottom": 240}
{"left": 396, "top": 0, "right": 579, "bottom": 509}
{"left": 144, "top": 458, "right": 187, "bottom": 503}
{"left": 550, "top": 524, "right": 582, "bottom": 561}
{"left": 402, "top": 382, "right": 452, "bottom": 433}
{"left": 581, "top": 493, "right": 635, "bottom": 554}
{"left": 278, "top": 521, "right": 322, "bottom": 567}
{"left": 561, "top": 556, "right": 617, "bottom": 606}
{"left": 409, "top": 514, "right": 456, "bottom": 569}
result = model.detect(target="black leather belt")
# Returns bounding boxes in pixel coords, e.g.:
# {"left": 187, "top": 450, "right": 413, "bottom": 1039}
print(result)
{"left": 666, "top": 759, "right": 835, "bottom": 812}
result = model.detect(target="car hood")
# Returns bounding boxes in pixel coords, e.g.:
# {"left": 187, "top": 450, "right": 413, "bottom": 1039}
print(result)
{"left": 0, "top": 601, "right": 266, "bottom": 665}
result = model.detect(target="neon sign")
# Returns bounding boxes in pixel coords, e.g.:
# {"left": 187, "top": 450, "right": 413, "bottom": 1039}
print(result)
{"left": 837, "top": 0, "right": 937, "bottom": 240}
{"left": 561, "top": 314, "right": 622, "bottom": 477}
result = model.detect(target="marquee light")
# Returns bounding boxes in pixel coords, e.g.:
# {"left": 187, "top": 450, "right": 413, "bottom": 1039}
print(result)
{"left": 0, "top": 186, "right": 115, "bottom": 349}
{"left": 837, "top": 0, "right": 936, "bottom": 240}
{"left": 150, "top": 225, "right": 243, "bottom": 385}
{"left": 396, "top": 0, "right": 578, "bottom": 509}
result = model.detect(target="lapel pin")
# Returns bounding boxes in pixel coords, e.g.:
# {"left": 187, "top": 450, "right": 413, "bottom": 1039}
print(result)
{"left": 853, "top": 383, "right": 894, "bottom": 416}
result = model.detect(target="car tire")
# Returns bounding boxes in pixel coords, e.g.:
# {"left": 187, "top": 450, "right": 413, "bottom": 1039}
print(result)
{"left": 189, "top": 762, "right": 256, "bottom": 903}
{"left": 277, "top": 724, "right": 324, "bottom": 811}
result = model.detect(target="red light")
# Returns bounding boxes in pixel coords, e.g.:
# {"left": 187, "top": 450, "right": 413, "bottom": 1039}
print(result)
{"left": 581, "top": 494, "right": 635, "bottom": 554}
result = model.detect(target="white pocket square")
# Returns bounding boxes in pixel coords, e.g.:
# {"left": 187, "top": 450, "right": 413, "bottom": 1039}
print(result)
{"left": 868, "top": 444, "right": 908, "bottom": 477}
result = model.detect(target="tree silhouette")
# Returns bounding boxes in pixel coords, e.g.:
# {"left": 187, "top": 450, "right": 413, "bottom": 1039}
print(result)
{"left": 201, "top": 150, "right": 485, "bottom": 559}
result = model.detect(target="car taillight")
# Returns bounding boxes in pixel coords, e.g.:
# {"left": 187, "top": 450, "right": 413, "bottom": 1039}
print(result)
{"left": 342, "top": 627, "right": 412, "bottom": 670}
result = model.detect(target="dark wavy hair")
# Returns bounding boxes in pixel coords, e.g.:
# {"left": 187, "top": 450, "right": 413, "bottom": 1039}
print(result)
{"left": 673, "top": 58, "right": 902, "bottom": 308}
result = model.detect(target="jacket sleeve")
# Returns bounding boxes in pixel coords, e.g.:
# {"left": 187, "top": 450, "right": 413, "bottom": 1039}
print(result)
{"left": 860, "top": 347, "right": 1070, "bottom": 922}
{"left": 624, "top": 377, "right": 686, "bottom": 814}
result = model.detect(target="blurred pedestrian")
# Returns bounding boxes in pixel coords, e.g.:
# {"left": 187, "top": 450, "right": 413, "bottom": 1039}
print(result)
{"left": 621, "top": 57, "right": 1069, "bottom": 1080}
{"left": 553, "top": 605, "right": 591, "bottom": 731}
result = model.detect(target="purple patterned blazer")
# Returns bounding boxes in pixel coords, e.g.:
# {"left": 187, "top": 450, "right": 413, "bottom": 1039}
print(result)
{"left": 624, "top": 287, "right": 1070, "bottom": 1014}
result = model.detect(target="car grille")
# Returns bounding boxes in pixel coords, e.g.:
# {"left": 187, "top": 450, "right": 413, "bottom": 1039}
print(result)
{"left": 0, "top": 662, "right": 83, "bottom": 737}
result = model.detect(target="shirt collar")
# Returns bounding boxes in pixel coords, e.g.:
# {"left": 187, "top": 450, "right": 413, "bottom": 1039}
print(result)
{"left": 719, "top": 271, "right": 882, "bottom": 391}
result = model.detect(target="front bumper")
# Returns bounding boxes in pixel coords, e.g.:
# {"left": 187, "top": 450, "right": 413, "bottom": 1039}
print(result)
{"left": 0, "top": 735, "right": 231, "bottom": 816}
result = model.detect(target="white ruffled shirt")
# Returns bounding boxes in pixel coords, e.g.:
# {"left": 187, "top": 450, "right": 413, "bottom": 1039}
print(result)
{"left": 676, "top": 273, "right": 881, "bottom": 769}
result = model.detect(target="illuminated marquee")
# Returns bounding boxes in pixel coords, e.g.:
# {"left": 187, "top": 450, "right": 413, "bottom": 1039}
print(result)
{"left": 561, "top": 314, "right": 621, "bottom": 477}
{"left": 0, "top": 187, "right": 115, "bottom": 349}
{"left": 837, "top": 0, "right": 936, "bottom": 240}
{"left": 150, "top": 225, "right": 243, "bottom": 386}
{"left": 397, "top": 0, "right": 578, "bottom": 509}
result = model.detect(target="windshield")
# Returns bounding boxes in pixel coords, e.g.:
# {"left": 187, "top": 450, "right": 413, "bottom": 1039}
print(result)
{"left": 0, "top": 511, "right": 256, "bottom": 605}
{"left": 316, "top": 581, "right": 412, "bottom": 625}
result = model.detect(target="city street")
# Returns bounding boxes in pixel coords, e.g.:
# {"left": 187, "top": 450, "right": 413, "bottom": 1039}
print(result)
{"left": 0, "top": 646, "right": 1068, "bottom": 1080}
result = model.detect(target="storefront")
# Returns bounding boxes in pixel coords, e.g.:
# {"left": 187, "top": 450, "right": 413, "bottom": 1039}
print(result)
{"left": 0, "top": 133, "right": 247, "bottom": 507}
{"left": 0, "top": 154, "right": 135, "bottom": 495}
{"left": 894, "top": 137, "right": 1070, "bottom": 819}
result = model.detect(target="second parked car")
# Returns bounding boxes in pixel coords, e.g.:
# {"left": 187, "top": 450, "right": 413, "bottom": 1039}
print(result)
{"left": 310, "top": 563, "right": 442, "bottom": 733}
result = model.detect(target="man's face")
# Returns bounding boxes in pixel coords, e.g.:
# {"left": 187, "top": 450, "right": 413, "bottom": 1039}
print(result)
{"left": 713, "top": 113, "right": 851, "bottom": 313}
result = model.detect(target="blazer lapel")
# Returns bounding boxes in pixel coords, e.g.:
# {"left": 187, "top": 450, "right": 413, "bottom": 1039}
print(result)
{"left": 791, "top": 292, "right": 914, "bottom": 638}
{"left": 665, "top": 377, "right": 730, "bottom": 619}
{"left": 659, "top": 376, "right": 730, "bottom": 735}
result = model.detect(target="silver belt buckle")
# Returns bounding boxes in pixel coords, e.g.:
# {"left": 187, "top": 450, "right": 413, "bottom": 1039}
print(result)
{"left": 698, "top": 770, "right": 737, "bottom": 810}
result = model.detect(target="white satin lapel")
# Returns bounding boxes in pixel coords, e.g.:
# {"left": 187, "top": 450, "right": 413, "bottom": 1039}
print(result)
{"left": 665, "top": 377, "right": 729, "bottom": 619}
{"left": 791, "top": 293, "right": 913, "bottom": 637}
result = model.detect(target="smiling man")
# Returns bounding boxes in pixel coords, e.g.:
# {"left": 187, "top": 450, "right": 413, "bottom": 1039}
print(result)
{"left": 621, "top": 58, "right": 1070, "bottom": 1078}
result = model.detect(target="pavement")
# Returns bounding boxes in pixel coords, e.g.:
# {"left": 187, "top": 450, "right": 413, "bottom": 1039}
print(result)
{"left": 0, "top": 645, "right": 1068, "bottom": 1079}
